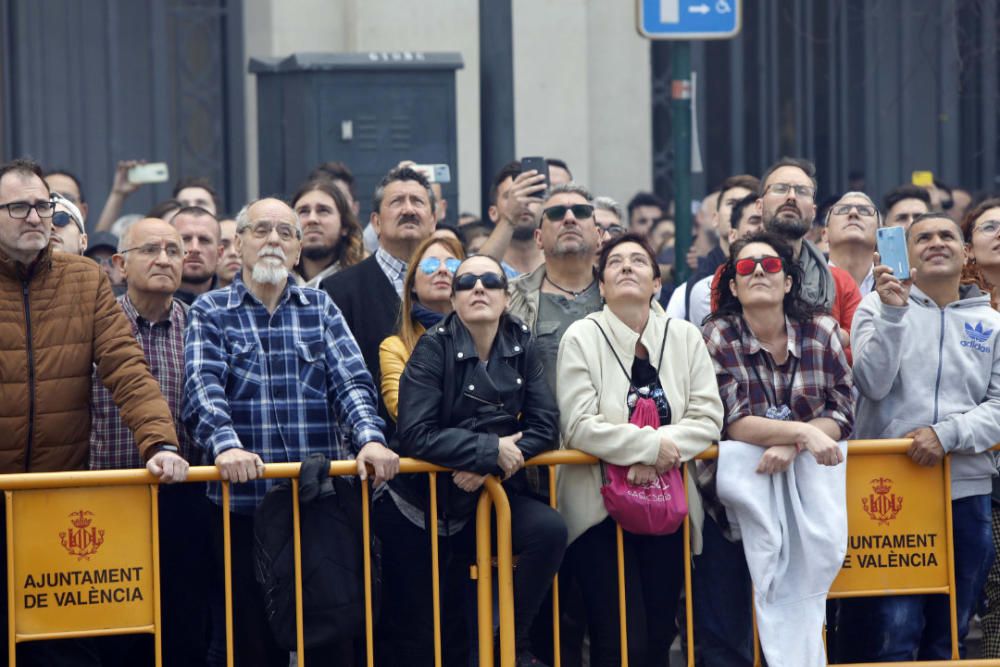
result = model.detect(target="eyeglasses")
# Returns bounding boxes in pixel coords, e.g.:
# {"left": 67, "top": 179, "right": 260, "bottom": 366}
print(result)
{"left": 832, "top": 203, "right": 876, "bottom": 217}
{"left": 974, "top": 220, "right": 1000, "bottom": 236}
{"left": 596, "top": 222, "right": 626, "bottom": 238}
{"left": 120, "top": 241, "right": 186, "bottom": 259}
{"left": 454, "top": 271, "right": 508, "bottom": 292}
{"left": 542, "top": 204, "right": 594, "bottom": 222}
{"left": 52, "top": 211, "right": 81, "bottom": 230}
{"left": 766, "top": 183, "right": 815, "bottom": 199}
{"left": 419, "top": 257, "right": 461, "bottom": 274}
{"left": 243, "top": 221, "right": 301, "bottom": 241}
{"left": 735, "top": 255, "right": 784, "bottom": 276}
{"left": 1, "top": 200, "right": 55, "bottom": 219}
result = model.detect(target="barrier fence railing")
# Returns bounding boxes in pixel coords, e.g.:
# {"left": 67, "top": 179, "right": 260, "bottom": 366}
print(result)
{"left": 1, "top": 441, "right": 999, "bottom": 667}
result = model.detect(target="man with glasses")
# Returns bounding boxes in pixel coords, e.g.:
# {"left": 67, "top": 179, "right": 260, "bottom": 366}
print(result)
{"left": 0, "top": 160, "right": 187, "bottom": 662}
{"left": 756, "top": 157, "right": 861, "bottom": 352}
{"left": 883, "top": 184, "right": 932, "bottom": 231}
{"left": 50, "top": 191, "right": 88, "bottom": 255}
{"left": 183, "top": 197, "right": 398, "bottom": 667}
{"left": 593, "top": 195, "right": 627, "bottom": 254}
{"left": 89, "top": 218, "right": 213, "bottom": 666}
{"left": 826, "top": 192, "right": 881, "bottom": 297}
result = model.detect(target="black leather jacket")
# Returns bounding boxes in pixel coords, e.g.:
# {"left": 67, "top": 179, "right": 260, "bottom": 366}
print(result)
{"left": 391, "top": 311, "right": 559, "bottom": 519}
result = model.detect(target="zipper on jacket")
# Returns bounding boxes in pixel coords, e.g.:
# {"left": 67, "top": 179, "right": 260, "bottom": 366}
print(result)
{"left": 932, "top": 308, "right": 945, "bottom": 424}
{"left": 21, "top": 283, "right": 36, "bottom": 472}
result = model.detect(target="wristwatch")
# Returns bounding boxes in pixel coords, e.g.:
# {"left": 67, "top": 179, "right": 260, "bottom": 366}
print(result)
{"left": 147, "top": 443, "right": 180, "bottom": 459}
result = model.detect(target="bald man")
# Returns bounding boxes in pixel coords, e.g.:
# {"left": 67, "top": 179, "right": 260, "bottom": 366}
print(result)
{"left": 90, "top": 218, "right": 211, "bottom": 665}
{"left": 181, "top": 198, "right": 398, "bottom": 666}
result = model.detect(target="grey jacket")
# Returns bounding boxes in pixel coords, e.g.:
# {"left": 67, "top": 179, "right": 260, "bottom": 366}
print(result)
{"left": 507, "top": 264, "right": 547, "bottom": 331}
{"left": 851, "top": 284, "right": 1000, "bottom": 499}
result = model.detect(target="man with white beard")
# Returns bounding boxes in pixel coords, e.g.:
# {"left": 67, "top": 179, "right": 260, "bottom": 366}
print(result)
{"left": 182, "top": 197, "right": 399, "bottom": 667}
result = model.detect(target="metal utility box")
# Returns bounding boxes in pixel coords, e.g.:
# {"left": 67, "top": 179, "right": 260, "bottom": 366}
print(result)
{"left": 250, "top": 52, "right": 463, "bottom": 224}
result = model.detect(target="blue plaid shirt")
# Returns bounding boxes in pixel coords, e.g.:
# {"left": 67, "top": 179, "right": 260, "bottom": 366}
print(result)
{"left": 182, "top": 274, "right": 386, "bottom": 513}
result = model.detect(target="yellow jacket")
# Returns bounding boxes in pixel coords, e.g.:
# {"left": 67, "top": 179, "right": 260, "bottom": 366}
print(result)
{"left": 378, "top": 324, "right": 424, "bottom": 421}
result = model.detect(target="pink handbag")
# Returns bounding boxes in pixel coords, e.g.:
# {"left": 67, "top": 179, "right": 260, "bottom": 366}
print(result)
{"left": 593, "top": 320, "right": 688, "bottom": 536}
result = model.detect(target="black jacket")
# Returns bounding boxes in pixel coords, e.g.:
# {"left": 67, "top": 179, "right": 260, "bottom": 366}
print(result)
{"left": 392, "top": 312, "right": 559, "bottom": 518}
{"left": 321, "top": 255, "right": 401, "bottom": 434}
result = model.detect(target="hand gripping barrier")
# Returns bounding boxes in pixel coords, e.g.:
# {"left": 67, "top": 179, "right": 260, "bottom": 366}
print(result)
{"left": 0, "top": 460, "right": 516, "bottom": 667}
{"left": 1, "top": 441, "right": 999, "bottom": 667}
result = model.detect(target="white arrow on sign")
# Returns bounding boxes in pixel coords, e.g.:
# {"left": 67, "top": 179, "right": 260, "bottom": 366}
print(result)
{"left": 689, "top": 4, "right": 710, "bottom": 14}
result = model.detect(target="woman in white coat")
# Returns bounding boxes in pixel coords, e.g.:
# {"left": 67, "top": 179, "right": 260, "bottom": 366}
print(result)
{"left": 556, "top": 233, "right": 723, "bottom": 666}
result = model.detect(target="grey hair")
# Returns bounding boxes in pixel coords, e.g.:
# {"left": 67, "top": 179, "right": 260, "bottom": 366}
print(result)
{"left": 593, "top": 196, "right": 625, "bottom": 223}
{"left": 544, "top": 181, "right": 593, "bottom": 203}
{"left": 235, "top": 198, "right": 302, "bottom": 238}
{"left": 826, "top": 190, "right": 883, "bottom": 228}
{"left": 371, "top": 166, "right": 436, "bottom": 215}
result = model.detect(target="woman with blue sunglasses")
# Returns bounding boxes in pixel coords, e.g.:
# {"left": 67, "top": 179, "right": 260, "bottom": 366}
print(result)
{"left": 379, "top": 235, "right": 465, "bottom": 421}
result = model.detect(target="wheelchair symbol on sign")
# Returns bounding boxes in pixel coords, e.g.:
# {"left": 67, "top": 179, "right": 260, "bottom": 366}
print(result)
{"left": 716, "top": 0, "right": 732, "bottom": 13}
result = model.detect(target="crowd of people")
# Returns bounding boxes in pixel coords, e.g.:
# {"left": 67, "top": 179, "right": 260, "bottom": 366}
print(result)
{"left": 1, "top": 151, "right": 1000, "bottom": 667}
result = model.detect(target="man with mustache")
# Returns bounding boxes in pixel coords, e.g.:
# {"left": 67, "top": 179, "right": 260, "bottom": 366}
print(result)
{"left": 757, "top": 157, "right": 861, "bottom": 351}
{"left": 183, "top": 197, "right": 398, "bottom": 667}
{"left": 322, "top": 166, "right": 436, "bottom": 435}
{"left": 172, "top": 205, "right": 223, "bottom": 305}
{"left": 841, "top": 212, "right": 1000, "bottom": 660}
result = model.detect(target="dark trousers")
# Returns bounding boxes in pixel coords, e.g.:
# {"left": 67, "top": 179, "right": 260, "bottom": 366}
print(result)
{"left": 691, "top": 514, "right": 754, "bottom": 666}
{"left": 374, "top": 491, "right": 566, "bottom": 665}
{"left": 565, "top": 517, "right": 684, "bottom": 667}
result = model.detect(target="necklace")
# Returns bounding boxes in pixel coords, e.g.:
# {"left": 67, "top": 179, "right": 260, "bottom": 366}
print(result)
{"left": 544, "top": 274, "right": 595, "bottom": 299}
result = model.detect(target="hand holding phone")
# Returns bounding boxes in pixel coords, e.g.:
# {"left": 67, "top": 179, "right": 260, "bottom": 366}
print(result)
{"left": 874, "top": 226, "right": 912, "bottom": 307}
{"left": 128, "top": 162, "right": 169, "bottom": 185}
{"left": 519, "top": 157, "right": 549, "bottom": 199}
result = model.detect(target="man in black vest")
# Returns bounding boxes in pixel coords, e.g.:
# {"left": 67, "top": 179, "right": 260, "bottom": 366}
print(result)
{"left": 322, "top": 166, "right": 436, "bottom": 431}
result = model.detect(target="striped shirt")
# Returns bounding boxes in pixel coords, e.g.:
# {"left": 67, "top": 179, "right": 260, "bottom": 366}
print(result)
{"left": 90, "top": 295, "right": 195, "bottom": 469}
{"left": 182, "top": 274, "right": 386, "bottom": 513}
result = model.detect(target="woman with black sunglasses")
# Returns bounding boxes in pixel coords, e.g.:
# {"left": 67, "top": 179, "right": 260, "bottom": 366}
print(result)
{"left": 376, "top": 254, "right": 565, "bottom": 667}
{"left": 696, "top": 231, "right": 853, "bottom": 664}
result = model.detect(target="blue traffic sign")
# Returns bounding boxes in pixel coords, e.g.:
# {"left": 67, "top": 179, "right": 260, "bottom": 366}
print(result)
{"left": 637, "top": 0, "right": 741, "bottom": 40}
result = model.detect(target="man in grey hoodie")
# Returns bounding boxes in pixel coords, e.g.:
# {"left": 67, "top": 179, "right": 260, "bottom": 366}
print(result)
{"left": 847, "top": 212, "right": 1000, "bottom": 660}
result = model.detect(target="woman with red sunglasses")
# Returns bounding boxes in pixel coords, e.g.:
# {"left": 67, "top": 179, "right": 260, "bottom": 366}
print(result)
{"left": 696, "top": 231, "right": 854, "bottom": 664}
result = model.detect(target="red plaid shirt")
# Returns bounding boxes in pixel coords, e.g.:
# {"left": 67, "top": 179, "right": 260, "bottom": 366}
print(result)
{"left": 698, "top": 313, "right": 854, "bottom": 537}
{"left": 90, "top": 295, "right": 196, "bottom": 469}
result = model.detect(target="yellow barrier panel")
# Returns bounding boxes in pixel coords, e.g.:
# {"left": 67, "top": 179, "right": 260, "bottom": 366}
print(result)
{"left": 0, "top": 459, "right": 510, "bottom": 667}
{"left": 5, "top": 485, "right": 162, "bottom": 666}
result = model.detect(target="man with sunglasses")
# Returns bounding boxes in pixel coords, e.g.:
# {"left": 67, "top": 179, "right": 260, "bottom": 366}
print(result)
{"left": 184, "top": 197, "right": 398, "bottom": 667}
{"left": 0, "top": 160, "right": 187, "bottom": 662}
{"left": 50, "top": 191, "right": 88, "bottom": 255}
{"left": 826, "top": 192, "right": 881, "bottom": 297}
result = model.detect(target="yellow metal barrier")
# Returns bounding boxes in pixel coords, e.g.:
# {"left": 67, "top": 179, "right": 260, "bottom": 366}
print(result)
{"left": 0, "top": 459, "right": 514, "bottom": 667}
{"left": 2, "top": 440, "right": 999, "bottom": 666}
{"left": 523, "top": 441, "right": 1000, "bottom": 667}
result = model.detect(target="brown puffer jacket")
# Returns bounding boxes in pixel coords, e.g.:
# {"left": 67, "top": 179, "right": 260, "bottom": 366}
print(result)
{"left": 0, "top": 245, "right": 178, "bottom": 473}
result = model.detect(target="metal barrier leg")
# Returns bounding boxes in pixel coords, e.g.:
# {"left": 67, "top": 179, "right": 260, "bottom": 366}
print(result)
{"left": 476, "top": 487, "right": 496, "bottom": 667}
{"left": 6, "top": 491, "right": 14, "bottom": 667}
{"left": 616, "top": 523, "right": 629, "bottom": 667}
{"left": 221, "top": 483, "right": 234, "bottom": 667}
{"left": 429, "top": 472, "right": 443, "bottom": 667}
{"left": 151, "top": 485, "right": 163, "bottom": 667}
{"left": 944, "top": 458, "right": 959, "bottom": 660}
{"left": 683, "top": 466, "right": 694, "bottom": 667}
{"left": 548, "top": 465, "right": 561, "bottom": 667}
{"left": 292, "top": 480, "right": 305, "bottom": 666}
{"left": 484, "top": 477, "right": 515, "bottom": 667}
{"left": 362, "top": 482, "right": 375, "bottom": 667}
